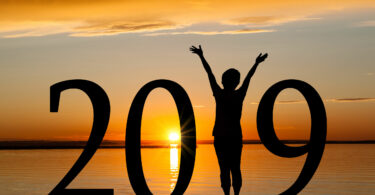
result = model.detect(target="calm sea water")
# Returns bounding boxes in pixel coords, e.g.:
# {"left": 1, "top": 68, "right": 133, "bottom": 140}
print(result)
{"left": 0, "top": 144, "right": 374, "bottom": 194}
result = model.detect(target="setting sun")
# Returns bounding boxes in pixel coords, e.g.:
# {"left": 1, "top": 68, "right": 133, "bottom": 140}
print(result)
{"left": 169, "top": 132, "right": 180, "bottom": 141}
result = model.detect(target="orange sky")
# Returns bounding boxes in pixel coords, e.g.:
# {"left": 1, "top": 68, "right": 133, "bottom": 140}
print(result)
{"left": 0, "top": 0, "right": 374, "bottom": 141}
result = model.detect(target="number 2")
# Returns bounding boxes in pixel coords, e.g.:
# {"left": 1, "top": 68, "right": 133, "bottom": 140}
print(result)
{"left": 49, "top": 80, "right": 113, "bottom": 195}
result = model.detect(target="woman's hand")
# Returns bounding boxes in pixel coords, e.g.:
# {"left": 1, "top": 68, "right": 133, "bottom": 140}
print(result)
{"left": 255, "top": 53, "right": 268, "bottom": 64}
{"left": 190, "top": 45, "right": 203, "bottom": 56}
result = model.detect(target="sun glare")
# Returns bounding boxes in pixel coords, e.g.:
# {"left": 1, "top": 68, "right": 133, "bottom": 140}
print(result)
{"left": 169, "top": 132, "right": 180, "bottom": 141}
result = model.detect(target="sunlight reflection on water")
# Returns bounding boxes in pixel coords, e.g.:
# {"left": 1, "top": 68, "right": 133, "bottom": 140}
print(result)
{"left": 170, "top": 144, "right": 179, "bottom": 192}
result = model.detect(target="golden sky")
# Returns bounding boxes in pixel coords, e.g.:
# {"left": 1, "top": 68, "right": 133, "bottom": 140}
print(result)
{"left": 1, "top": 0, "right": 374, "bottom": 37}
{"left": 0, "top": 0, "right": 374, "bottom": 141}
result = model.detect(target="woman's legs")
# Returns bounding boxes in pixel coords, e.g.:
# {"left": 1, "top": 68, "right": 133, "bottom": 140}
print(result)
{"left": 215, "top": 137, "right": 243, "bottom": 195}
{"left": 231, "top": 139, "right": 243, "bottom": 195}
{"left": 214, "top": 138, "right": 231, "bottom": 194}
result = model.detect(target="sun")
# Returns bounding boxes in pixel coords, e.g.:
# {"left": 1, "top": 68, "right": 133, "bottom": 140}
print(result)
{"left": 169, "top": 132, "right": 180, "bottom": 141}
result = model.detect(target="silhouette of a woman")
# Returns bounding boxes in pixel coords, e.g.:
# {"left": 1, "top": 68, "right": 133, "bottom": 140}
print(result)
{"left": 190, "top": 45, "right": 267, "bottom": 195}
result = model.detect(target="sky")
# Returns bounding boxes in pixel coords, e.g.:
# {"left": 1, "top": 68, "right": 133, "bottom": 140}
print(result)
{"left": 0, "top": 0, "right": 374, "bottom": 141}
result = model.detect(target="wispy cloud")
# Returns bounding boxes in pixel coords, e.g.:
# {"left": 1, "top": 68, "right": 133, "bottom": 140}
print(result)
{"left": 326, "top": 98, "right": 375, "bottom": 103}
{"left": 193, "top": 105, "right": 206, "bottom": 108}
{"left": 145, "top": 29, "right": 275, "bottom": 36}
{"left": 278, "top": 100, "right": 306, "bottom": 104}
{"left": 224, "top": 16, "right": 320, "bottom": 27}
{"left": 366, "top": 72, "right": 374, "bottom": 76}
{"left": 0, "top": 20, "right": 180, "bottom": 38}
{"left": 70, "top": 20, "right": 179, "bottom": 37}
{"left": 250, "top": 98, "right": 375, "bottom": 104}
{"left": 250, "top": 100, "right": 305, "bottom": 105}
{"left": 356, "top": 20, "right": 375, "bottom": 27}
{"left": 0, "top": 0, "right": 374, "bottom": 38}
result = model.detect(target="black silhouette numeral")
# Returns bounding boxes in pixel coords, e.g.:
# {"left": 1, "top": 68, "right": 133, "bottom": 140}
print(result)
{"left": 48, "top": 78, "right": 324, "bottom": 194}
{"left": 49, "top": 80, "right": 113, "bottom": 195}
{"left": 125, "top": 79, "right": 197, "bottom": 195}
{"left": 257, "top": 79, "right": 327, "bottom": 194}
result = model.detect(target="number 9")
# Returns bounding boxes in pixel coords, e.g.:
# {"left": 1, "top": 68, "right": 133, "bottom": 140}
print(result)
{"left": 257, "top": 79, "right": 327, "bottom": 194}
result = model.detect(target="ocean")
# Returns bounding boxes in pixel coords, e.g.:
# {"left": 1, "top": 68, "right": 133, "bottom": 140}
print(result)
{"left": 0, "top": 144, "right": 374, "bottom": 194}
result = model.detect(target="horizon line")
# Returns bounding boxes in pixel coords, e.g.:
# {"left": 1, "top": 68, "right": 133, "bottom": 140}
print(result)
{"left": 1, "top": 140, "right": 375, "bottom": 150}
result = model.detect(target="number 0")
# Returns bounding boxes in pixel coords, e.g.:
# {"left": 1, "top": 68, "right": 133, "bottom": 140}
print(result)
{"left": 125, "top": 79, "right": 197, "bottom": 195}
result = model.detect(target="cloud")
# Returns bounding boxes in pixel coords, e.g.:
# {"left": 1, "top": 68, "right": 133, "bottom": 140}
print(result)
{"left": 0, "top": 0, "right": 374, "bottom": 38}
{"left": 0, "top": 20, "right": 180, "bottom": 38}
{"left": 326, "top": 98, "right": 375, "bottom": 103}
{"left": 366, "top": 72, "right": 374, "bottom": 76}
{"left": 193, "top": 105, "right": 206, "bottom": 108}
{"left": 224, "top": 16, "right": 320, "bottom": 27}
{"left": 250, "top": 100, "right": 307, "bottom": 105}
{"left": 0, "top": 22, "right": 80, "bottom": 38}
{"left": 70, "top": 20, "right": 178, "bottom": 37}
{"left": 145, "top": 29, "right": 275, "bottom": 36}
{"left": 356, "top": 20, "right": 375, "bottom": 27}
{"left": 250, "top": 98, "right": 375, "bottom": 104}
{"left": 277, "top": 100, "right": 306, "bottom": 104}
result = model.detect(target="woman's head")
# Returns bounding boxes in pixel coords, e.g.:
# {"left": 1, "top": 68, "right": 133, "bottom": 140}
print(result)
{"left": 222, "top": 68, "right": 240, "bottom": 90}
